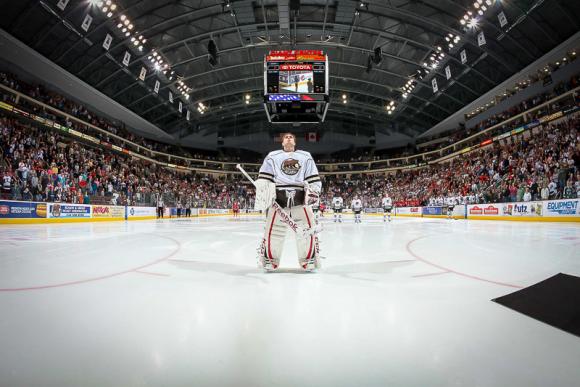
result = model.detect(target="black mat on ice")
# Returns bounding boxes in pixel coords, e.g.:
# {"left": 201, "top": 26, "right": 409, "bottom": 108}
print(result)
{"left": 492, "top": 273, "right": 580, "bottom": 337}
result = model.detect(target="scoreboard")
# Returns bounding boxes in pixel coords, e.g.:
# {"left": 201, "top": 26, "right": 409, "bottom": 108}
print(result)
{"left": 263, "top": 50, "right": 330, "bottom": 123}
{"left": 264, "top": 50, "right": 328, "bottom": 95}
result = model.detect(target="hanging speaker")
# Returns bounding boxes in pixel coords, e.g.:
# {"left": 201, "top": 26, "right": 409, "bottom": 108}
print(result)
{"left": 208, "top": 40, "right": 217, "bottom": 56}
{"left": 208, "top": 39, "right": 218, "bottom": 66}
{"left": 366, "top": 55, "right": 373, "bottom": 73}
{"left": 373, "top": 47, "right": 382, "bottom": 64}
{"left": 208, "top": 56, "right": 218, "bottom": 67}
{"left": 290, "top": 0, "right": 300, "bottom": 12}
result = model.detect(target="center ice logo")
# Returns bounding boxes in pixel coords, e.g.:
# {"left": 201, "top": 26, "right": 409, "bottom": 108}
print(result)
{"left": 281, "top": 158, "right": 301, "bottom": 175}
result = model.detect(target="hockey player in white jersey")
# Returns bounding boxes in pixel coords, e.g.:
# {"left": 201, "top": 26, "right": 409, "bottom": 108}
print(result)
{"left": 331, "top": 195, "right": 343, "bottom": 223}
{"left": 351, "top": 196, "right": 363, "bottom": 223}
{"left": 381, "top": 193, "right": 393, "bottom": 222}
{"left": 311, "top": 199, "right": 320, "bottom": 220}
{"left": 446, "top": 197, "right": 456, "bottom": 220}
{"left": 254, "top": 132, "right": 322, "bottom": 272}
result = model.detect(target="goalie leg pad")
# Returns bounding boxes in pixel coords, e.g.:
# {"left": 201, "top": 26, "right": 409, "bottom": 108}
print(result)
{"left": 258, "top": 207, "right": 287, "bottom": 270}
{"left": 292, "top": 205, "right": 320, "bottom": 271}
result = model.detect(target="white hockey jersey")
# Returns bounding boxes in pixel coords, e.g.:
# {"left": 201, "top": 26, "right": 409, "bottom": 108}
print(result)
{"left": 257, "top": 150, "right": 322, "bottom": 192}
{"left": 2, "top": 175, "right": 11, "bottom": 190}
{"left": 351, "top": 199, "right": 363, "bottom": 210}
{"left": 332, "top": 197, "right": 343, "bottom": 209}
{"left": 381, "top": 197, "right": 392, "bottom": 208}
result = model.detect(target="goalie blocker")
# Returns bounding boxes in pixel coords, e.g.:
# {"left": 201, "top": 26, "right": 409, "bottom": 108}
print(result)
{"left": 254, "top": 133, "right": 322, "bottom": 271}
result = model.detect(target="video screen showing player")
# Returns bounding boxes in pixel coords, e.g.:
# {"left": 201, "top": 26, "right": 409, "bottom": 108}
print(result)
{"left": 279, "top": 70, "right": 314, "bottom": 93}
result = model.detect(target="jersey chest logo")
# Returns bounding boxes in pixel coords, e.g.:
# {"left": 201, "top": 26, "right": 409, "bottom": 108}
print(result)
{"left": 281, "top": 158, "right": 301, "bottom": 175}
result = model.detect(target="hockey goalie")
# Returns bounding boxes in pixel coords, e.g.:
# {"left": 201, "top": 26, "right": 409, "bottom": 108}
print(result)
{"left": 254, "top": 132, "right": 322, "bottom": 272}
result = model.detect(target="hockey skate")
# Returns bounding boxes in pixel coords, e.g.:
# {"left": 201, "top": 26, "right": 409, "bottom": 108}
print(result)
{"left": 257, "top": 238, "right": 278, "bottom": 272}
{"left": 300, "top": 236, "right": 322, "bottom": 272}
{"left": 301, "top": 256, "right": 320, "bottom": 272}
{"left": 260, "top": 258, "right": 278, "bottom": 272}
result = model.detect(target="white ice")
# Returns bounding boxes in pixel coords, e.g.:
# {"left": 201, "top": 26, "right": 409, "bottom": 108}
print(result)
{"left": 0, "top": 215, "right": 579, "bottom": 387}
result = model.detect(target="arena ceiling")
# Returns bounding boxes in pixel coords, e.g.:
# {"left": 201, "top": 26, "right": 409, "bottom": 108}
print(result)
{"left": 2, "top": 0, "right": 579, "bottom": 140}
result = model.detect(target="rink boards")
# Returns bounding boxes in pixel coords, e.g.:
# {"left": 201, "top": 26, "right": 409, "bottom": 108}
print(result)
{"left": 1, "top": 199, "right": 579, "bottom": 224}
{"left": 384, "top": 199, "right": 579, "bottom": 222}
{"left": 329, "top": 199, "right": 579, "bottom": 222}
{"left": 0, "top": 201, "right": 259, "bottom": 224}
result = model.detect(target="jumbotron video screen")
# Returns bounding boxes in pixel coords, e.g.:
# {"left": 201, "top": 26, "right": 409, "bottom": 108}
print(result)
{"left": 264, "top": 50, "right": 328, "bottom": 95}
{"left": 263, "top": 50, "right": 330, "bottom": 123}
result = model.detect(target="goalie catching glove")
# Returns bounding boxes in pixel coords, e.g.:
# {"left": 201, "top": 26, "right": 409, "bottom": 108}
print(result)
{"left": 254, "top": 178, "right": 276, "bottom": 212}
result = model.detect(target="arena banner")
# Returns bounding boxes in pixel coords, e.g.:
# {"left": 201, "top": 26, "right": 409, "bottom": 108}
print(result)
{"left": 539, "top": 111, "right": 563, "bottom": 124}
{"left": 543, "top": 199, "right": 579, "bottom": 217}
{"left": 522, "top": 120, "right": 540, "bottom": 130}
{"left": 501, "top": 201, "right": 543, "bottom": 217}
{"left": 190, "top": 208, "right": 230, "bottom": 217}
{"left": 0, "top": 201, "right": 47, "bottom": 219}
{"left": 127, "top": 206, "right": 156, "bottom": 218}
{"left": 468, "top": 204, "right": 501, "bottom": 216}
{"left": 92, "top": 205, "right": 125, "bottom": 219}
{"left": 207, "top": 209, "right": 231, "bottom": 215}
{"left": 47, "top": 203, "right": 91, "bottom": 218}
{"left": 422, "top": 206, "right": 444, "bottom": 216}
{"left": 394, "top": 207, "right": 422, "bottom": 216}
{"left": 0, "top": 101, "right": 14, "bottom": 112}
{"left": 563, "top": 105, "right": 580, "bottom": 115}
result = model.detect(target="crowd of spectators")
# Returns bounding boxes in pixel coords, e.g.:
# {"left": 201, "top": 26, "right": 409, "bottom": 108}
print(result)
{"left": 2, "top": 65, "right": 580, "bottom": 211}
{"left": 416, "top": 72, "right": 579, "bottom": 153}
{"left": 0, "top": 72, "right": 259, "bottom": 166}
{"left": 2, "top": 110, "right": 579, "bottom": 210}
{"left": 313, "top": 72, "right": 579, "bottom": 167}
{"left": 469, "top": 77, "right": 579, "bottom": 132}
{"left": 3, "top": 68, "right": 578, "bottom": 168}
{"left": 320, "top": 116, "right": 580, "bottom": 207}
{"left": 0, "top": 115, "right": 256, "bottom": 209}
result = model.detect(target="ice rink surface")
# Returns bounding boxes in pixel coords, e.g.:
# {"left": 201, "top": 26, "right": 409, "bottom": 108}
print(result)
{"left": 0, "top": 215, "right": 579, "bottom": 387}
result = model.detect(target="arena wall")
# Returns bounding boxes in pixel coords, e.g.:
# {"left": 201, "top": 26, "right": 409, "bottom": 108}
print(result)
{"left": 391, "top": 198, "right": 579, "bottom": 222}
{"left": 0, "top": 200, "right": 258, "bottom": 224}
{"left": 1, "top": 199, "right": 578, "bottom": 224}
